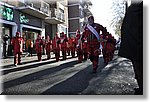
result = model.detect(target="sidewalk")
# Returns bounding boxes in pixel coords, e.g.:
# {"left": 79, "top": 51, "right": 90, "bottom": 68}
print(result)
{"left": 81, "top": 55, "right": 138, "bottom": 95}
{"left": 0, "top": 52, "right": 55, "bottom": 68}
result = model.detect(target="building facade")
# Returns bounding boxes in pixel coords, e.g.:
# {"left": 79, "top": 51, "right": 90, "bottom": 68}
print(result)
{"left": 0, "top": 0, "right": 68, "bottom": 56}
{"left": 68, "top": 0, "right": 92, "bottom": 37}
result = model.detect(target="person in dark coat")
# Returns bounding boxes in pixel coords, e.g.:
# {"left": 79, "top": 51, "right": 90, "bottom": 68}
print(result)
{"left": 118, "top": 1, "right": 143, "bottom": 95}
{"left": 2, "top": 34, "right": 10, "bottom": 58}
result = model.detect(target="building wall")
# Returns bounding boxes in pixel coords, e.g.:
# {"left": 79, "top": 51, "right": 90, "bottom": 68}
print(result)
{"left": 69, "top": 19, "right": 79, "bottom": 32}
{"left": 0, "top": 0, "right": 68, "bottom": 56}
{"left": 68, "top": 5, "right": 79, "bottom": 18}
{"left": 68, "top": 0, "right": 92, "bottom": 37}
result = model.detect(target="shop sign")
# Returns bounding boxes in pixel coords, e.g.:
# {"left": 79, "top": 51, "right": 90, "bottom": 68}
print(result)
{"left": 20, "top": 13, "right": 29, "bottom": 23}
{"left": 0, "top": 5, "right": 14, "bottom": 21}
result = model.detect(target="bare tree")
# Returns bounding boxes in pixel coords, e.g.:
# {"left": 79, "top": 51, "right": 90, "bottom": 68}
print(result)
{"left": 110, "top": 0, "right": 127, "bottom": 37}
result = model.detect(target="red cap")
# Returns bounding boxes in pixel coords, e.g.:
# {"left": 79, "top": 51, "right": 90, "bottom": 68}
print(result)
{"left": 16, "top": 32, "right": 20, "bottom": 35}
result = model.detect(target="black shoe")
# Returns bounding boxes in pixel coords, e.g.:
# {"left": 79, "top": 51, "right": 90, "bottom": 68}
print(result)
{"left": 18, "top": 63, "right": 23, "bottom": 65}
{"left": 14, "top": 64, "right": 17, "bottom": 67}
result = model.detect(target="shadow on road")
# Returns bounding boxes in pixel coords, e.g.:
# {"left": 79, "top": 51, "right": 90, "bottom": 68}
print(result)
{"left": 3, "top": 59, "right": 78, "bottom": 90}
{"left": 41, "top": 57, "right": 105, "bottom": 95}
{"left": 2, "top": 56, "right": 74, "bottom": 75}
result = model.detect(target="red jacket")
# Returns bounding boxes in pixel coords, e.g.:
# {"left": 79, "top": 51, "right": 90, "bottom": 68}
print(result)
{"left": 82, "top": 23, "right": 105, "bottom": 51}
{"left": 68, "top": 37, "right": 76, "bottom": 48}
{"left": 45, "top": 39, "right": 52, "bottom": 52}
{"left": 52, "top": 36, "right": 60, "bottom": 50}
{"left": 11, "top": 37, "right": 24, "bottom": 54}
{"left": 60, "top": 36, "right": 68, "bottom": 49}
{"left": 35, "top": 38, "right": 43, "bottom": 53}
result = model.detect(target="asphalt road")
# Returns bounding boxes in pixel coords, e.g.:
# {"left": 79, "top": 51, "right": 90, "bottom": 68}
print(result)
{"left": 1, "top": 54, "right": 138, "bottom": 95}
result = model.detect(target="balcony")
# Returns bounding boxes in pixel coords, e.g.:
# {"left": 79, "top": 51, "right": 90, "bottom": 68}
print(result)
{"left": 17, "top": 1, "right": 49, "bottom": 19}
{"left": 45, "top": 8, "right": 65, "bottom": 24}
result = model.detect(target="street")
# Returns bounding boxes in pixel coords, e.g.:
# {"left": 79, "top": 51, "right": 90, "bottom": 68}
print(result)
{"left": 0, "top": 53, "right": 138, "bottom": 95}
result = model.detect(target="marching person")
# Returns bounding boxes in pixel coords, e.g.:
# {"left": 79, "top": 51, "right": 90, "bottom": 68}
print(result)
{"left": 35, "top": 34, "right": 43, "bottom": 61}
{"left": 26, "top": 38, "right": 33, "bottom": 57}
{"left": 42, "top": 36, "right": 46, "bottom": 55}
{"left": 76, "top": 29, "right": 83, "bottom": 63}
{"left": 60, "top": 32, "right": 68, "bottom": 60}
{"left": 52, "top": 33, "right": 61, "bottom": 61}
{"left": 68, "top": 35, "right": 76, "bottom": 58}
{"left": 11, "top": 32, "right": 24, "bottom": 66}
{"left": 45, "top": 35, "right": 52, "bottom": 60}
{"left": 82, "top": 37, "right": 88, "bottom": 61}
{"left": 102, "top": 32, "right": 113, "bottom": 65}
{"left": 80, "top": 15, "right": 105, "bottom": 73}
{"left": 67, "top": 37, "right": 71, "bottom": 56}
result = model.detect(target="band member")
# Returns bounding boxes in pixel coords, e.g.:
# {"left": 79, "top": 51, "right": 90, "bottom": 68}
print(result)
{"left": 81, "top": 15, "right": 105, "bottom": 73}
{"left": 52, "top": 33, "right": 61, "bottom": 61}
{"left": 11, "top": 32, "right": 24, "bottom": 66}
{"left": 35, "top": 34, "right": 43, "bottom": 61}
{"left": 68, "top": 35, "right": 76, "bottom": 58}
{"left": 67, "top": 37, "right": 71, "bottom": 56}
{"left": 103, "top": 32, "right": 113, "bottom": 65}
{"left": 82, "top": 37, "right": 88, "bottom": 60}
{"left": 42, "top": 36, "right": 46, "bottom": 55}
{"left": 60, "top": 32, "right": 68, "bottom": 60}
{"left": 76, "top": 29, "right": 83, "bottom": 63}
{"left": 26, "top": 38, "right": 33, "bottom": 57}
{"left": 45, "top": 35, "right": 52, "bottom": 60}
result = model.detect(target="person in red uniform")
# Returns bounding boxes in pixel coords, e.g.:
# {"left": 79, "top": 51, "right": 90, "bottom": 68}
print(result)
{"left": 42, "top": 36, "right": 46, "bottom": 55}
{"left": 110, "top": 36, "right": 116, "bottom": 61}
{"left": 52, "top": 33, "right": 61, "bottom": 61}
{"left": 82, "top": 37, "right": 88, "bottom": 61}
{"left": 66, "top": 35, "right": 70, "bottom": 56}
{"left": 35, "top": 34, "right": 43, "bottom": 61}
{"left": 68, "top": 35, "right": 76, "bottom": 58}
{"left": 99, "top": 29, "right": 108, "bottom": 65}
{"left": 105, "top": 32, "right": 113, "bottom": 64}
{"left": 11, "top": 32, "right": 24, "bottom": 66}
{"left": 76, "top": 29, "right": 83, "bottom": 63}
{"left": 81, "top": 15, "right": 105, "bottom": 73}
{"left": 60, "top": 32, "right": 68, "bottom": 60}
{"left": 45, "top": 35, "right": 52, "bottom": 60}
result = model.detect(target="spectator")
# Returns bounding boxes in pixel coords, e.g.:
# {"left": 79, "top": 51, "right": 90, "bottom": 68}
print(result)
{"left": 118, "top": 1, "right": 143, "bottom": 95}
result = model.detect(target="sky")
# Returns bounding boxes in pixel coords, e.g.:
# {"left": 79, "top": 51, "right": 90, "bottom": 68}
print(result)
{"left": 90, "top": 0, "right": 119, "bottom": 39}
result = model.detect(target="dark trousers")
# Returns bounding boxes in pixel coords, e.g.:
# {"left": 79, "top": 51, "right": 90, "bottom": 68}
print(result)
{"left": 132, "top": 60, "right": 143, "bottom": 94}
{"left": 54, "top": 49, "right": 60, "bottom": 61}
{"left": 3, "top": 43, "right": 8, "bottom": 58}
{"left": 28, "top": 47, "right": 33, "bottom": 56}
{"left": 62, "top": 48, "right": 66, "bottom": 60}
